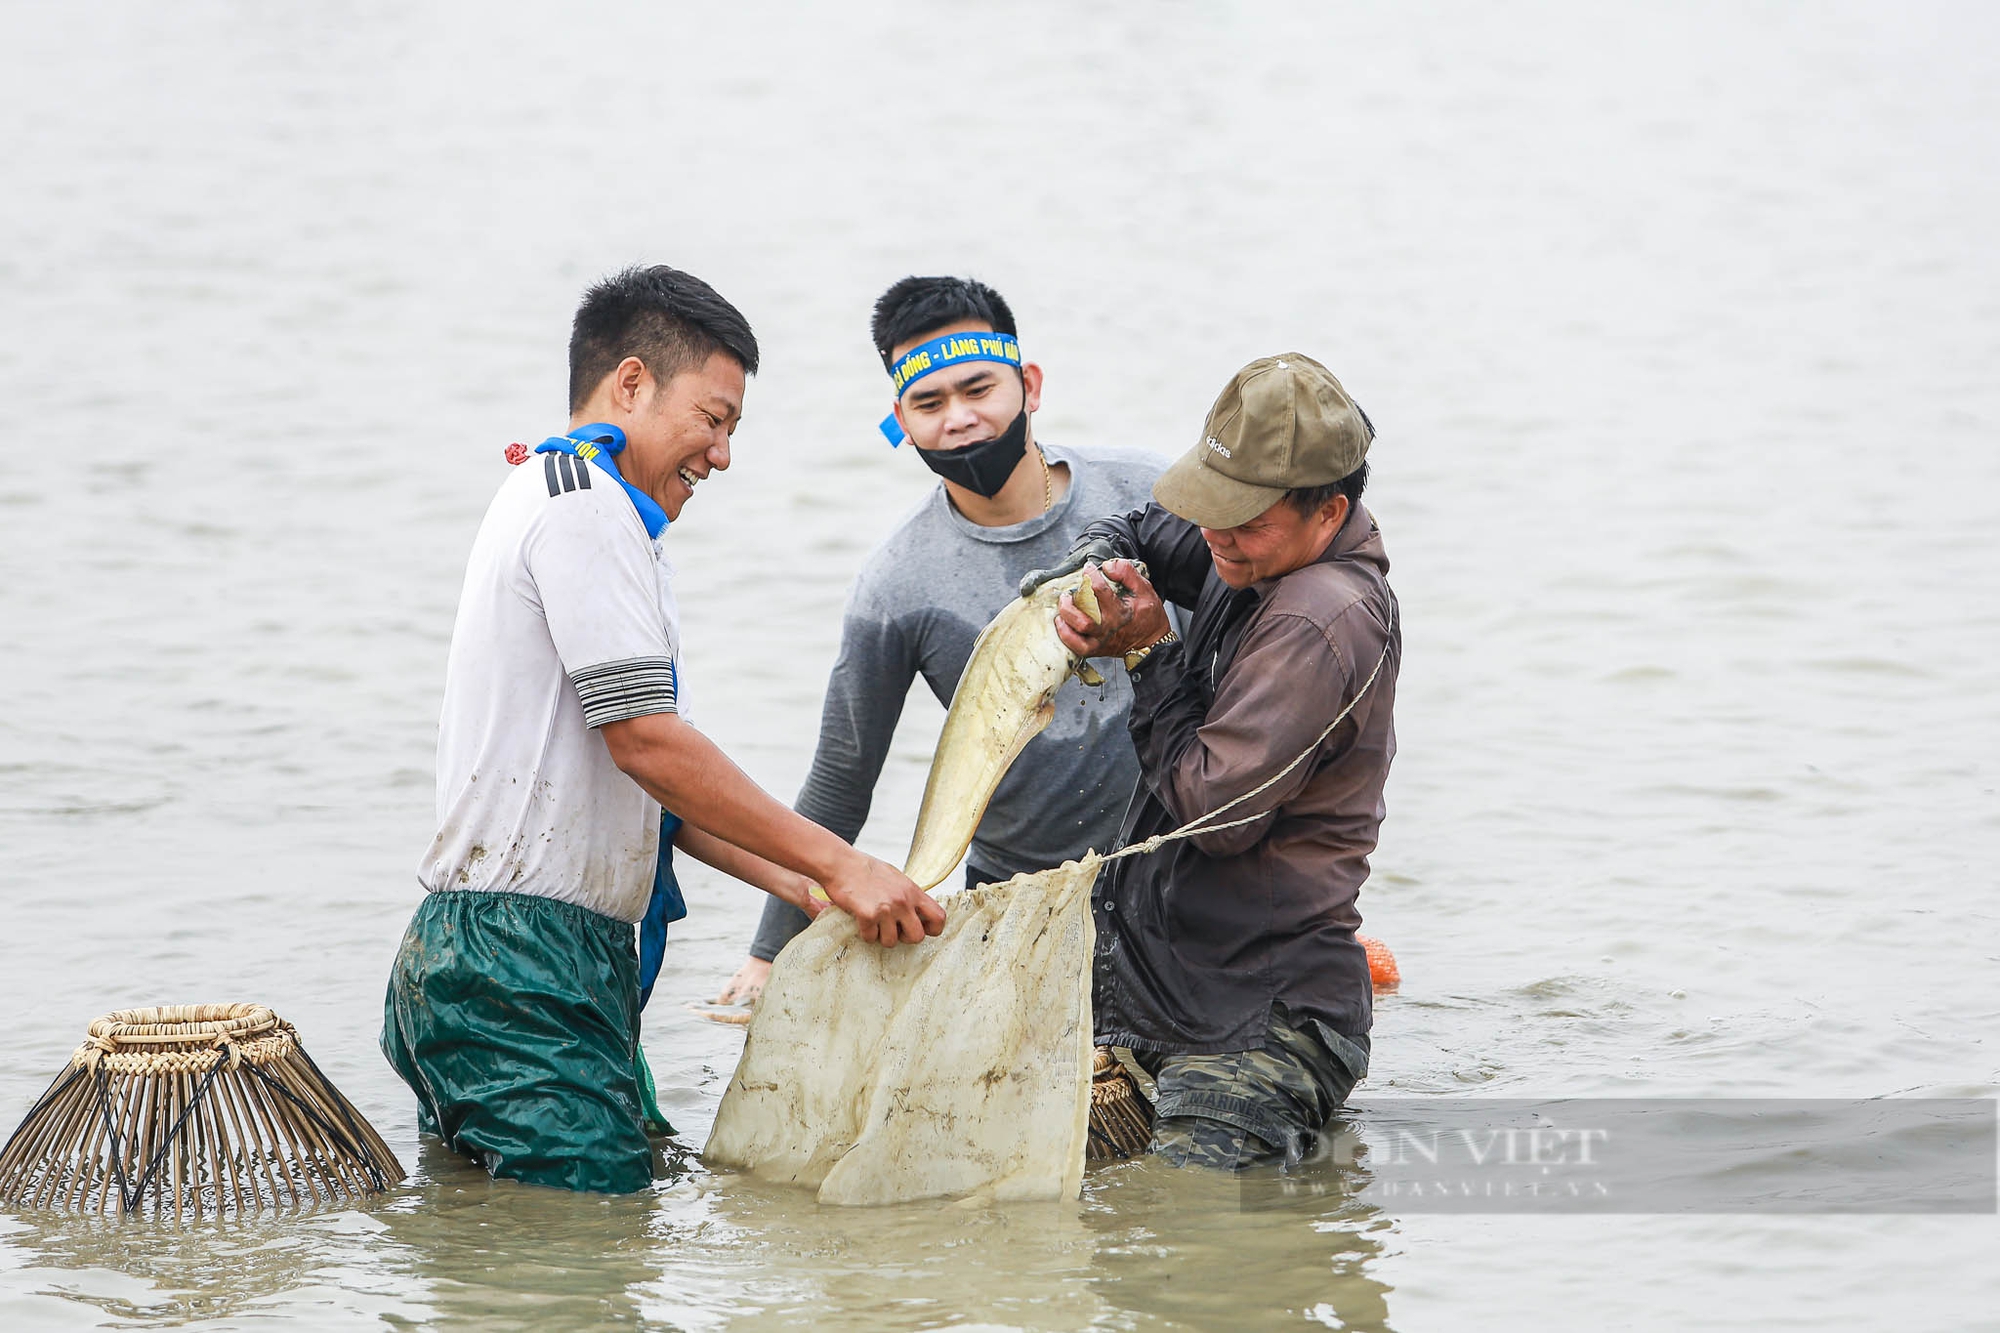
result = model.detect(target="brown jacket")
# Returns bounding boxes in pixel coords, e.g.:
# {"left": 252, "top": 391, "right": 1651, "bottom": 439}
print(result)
{"left": 1079, "top": 499, "right": 1399, "bottom": 1054}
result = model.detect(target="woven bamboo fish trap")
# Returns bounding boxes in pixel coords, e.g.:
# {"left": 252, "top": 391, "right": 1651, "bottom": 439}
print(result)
{"left": 1085, "top": 1047, "right": 1155, "bottom": 1163}
{"left": 0, "top": 1005, "right": 404, "bottom": 1219}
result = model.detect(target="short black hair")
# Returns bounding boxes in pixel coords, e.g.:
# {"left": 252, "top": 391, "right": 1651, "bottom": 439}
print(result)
{"left": 568, "top": 265, "right": 759, "bottom": 412}
{"left": 870, "top": 276, "right": 1017, "bottom": 368}
{"left": 1285, "top": 462, "right": 1370, "bottom": 518}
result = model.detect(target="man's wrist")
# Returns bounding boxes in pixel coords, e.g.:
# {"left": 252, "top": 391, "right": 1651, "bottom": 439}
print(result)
{"left": 778, "top": 866, "right": 815, "bottom": 903}
{"left": 1123, "top": 627, "right": 1180, "bottom": 672}
{"left": 805, "top": 840, "right": 868, "bottom": 898}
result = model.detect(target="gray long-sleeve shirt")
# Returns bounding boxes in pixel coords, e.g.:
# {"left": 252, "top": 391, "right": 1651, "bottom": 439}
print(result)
{"left": 749, "top": 442, "right": 1163, "bottom": 960}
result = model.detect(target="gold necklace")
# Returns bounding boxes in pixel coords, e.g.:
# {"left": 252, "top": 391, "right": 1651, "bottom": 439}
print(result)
{"left": 1039, "top": 446, "right": 1054, "bottom": 513}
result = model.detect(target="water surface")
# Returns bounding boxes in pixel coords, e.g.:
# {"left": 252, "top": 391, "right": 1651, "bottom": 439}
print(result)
{"left": 2, "top": 3, "right": 1996, "bottom": 1328}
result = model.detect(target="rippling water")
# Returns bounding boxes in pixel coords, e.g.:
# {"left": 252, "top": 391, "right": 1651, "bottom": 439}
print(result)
{"left": 3, "top": 3, "right": 1996, "bottom": 1329}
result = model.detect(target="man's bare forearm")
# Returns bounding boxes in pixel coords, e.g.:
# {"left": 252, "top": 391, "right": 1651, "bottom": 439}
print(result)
{"left": 674, "top": 822, "right": 822, "bottom": 916}
{"left": 601, "top": 711, "right": 944, "bottom": 949}
{"left": 602, "top": 713, "right": 863, "bottom": 888}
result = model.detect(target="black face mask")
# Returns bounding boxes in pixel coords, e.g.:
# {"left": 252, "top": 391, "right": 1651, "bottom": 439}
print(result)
{"left": 913, "top": 403, "right": 1029, "bottom": 498}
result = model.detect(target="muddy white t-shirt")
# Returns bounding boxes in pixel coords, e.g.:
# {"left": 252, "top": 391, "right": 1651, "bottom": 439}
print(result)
{"left": 418, "top": 453, "right": 683, "bottom": 923}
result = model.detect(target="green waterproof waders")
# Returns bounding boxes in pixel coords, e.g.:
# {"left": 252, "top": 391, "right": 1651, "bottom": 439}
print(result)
{"left": 381, "top": 890, "right": 656, "bottom": 1194}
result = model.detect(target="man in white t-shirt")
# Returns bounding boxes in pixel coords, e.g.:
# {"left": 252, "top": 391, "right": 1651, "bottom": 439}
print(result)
{"left": 382, "top": 265, "right": 943, "bottom": 1194}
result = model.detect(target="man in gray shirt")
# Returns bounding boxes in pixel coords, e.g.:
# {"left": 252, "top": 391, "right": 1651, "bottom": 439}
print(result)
{"left": 716, "top": 276, "right": 1161, "bottom": 1004}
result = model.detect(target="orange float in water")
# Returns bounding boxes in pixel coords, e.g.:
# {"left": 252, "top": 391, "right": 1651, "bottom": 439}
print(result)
{"left": 1358, "top": 934, "right": 1400, "bottom": 990}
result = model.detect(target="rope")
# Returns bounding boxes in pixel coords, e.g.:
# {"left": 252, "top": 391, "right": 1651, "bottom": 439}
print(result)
{"left": 1101, "top": 602, "right": 1398, "bottom": 867}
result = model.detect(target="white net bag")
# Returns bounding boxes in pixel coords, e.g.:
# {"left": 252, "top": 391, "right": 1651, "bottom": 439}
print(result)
{"left": 704, "top": 856, "right": 1100, "bottom": 1206}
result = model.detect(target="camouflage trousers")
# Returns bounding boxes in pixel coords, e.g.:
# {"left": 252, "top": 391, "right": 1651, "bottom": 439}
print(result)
{"left": 1134, "top": 1004, "right": 1370, "bottom": 1170}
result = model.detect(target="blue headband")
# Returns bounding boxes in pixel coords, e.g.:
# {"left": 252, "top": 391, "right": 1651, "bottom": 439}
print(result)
{"left": 877, "top": 330, "right": 1023, "bottom": 447}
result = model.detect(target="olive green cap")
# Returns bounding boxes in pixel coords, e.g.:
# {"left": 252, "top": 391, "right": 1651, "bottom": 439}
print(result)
{"left": 1152, "top": 353, "right": 1373, "bottom": 530}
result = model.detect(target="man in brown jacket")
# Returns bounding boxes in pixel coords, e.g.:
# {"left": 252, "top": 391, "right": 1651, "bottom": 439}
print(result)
{"left": 1026, "top": 353, "right": 1399, "bottom": 1169}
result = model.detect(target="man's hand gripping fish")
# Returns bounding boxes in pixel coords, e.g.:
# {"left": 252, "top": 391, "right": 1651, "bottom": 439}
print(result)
{"left": 902, "top": 569, "right": 1105, "bottom": 891}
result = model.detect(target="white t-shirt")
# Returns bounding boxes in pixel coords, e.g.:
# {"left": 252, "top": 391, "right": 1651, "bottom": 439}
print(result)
{"left": 418, "top": 451, "right": 684, "bottom": 923}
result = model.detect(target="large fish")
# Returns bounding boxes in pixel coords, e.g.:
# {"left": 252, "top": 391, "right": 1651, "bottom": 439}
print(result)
{"left": 902, "top": 569, "right": 1105, "bottom": 891}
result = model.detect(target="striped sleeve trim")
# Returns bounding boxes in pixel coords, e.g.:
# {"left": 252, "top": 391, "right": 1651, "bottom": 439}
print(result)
{"left": 569, "top": 656, "right": 677, "bottom": 728}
